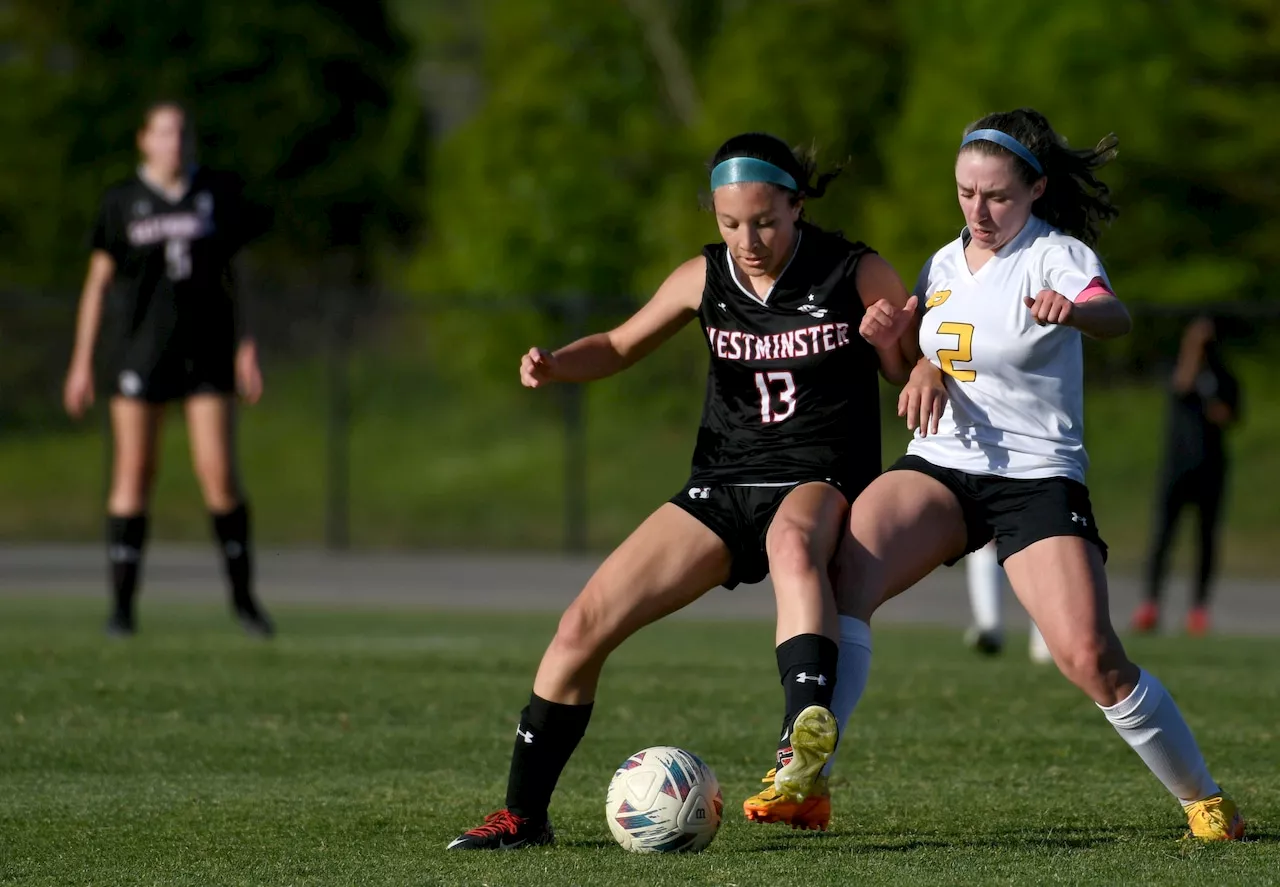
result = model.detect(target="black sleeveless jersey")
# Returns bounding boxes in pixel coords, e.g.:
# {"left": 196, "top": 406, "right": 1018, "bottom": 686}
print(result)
{"left": 691, "top": 223, "right": 881, "bottom": 486}
{"left": 90, "top": 168, "right": 249, "bottom": 366}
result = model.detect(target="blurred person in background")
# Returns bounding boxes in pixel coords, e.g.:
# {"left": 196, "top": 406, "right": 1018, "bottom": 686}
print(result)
{"left": 963, "top": 540, "right": 1051, "bottom": 663}
{"left": 62, "top": 101, "right": 273, "bottom": 638}
{"left": 1132, "top": 315, "right": 1241, "bottom": 636}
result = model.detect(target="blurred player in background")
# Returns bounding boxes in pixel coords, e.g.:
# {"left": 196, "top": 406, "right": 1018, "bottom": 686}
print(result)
{"left": 824, "top": 109, "right": 1244, "bottom": 840}
{"left": 448, "top": 132, "right": 918, "bottom": 850}
{"left": 1132, "top": 315, "right": 1241, "bottom": 636}
{"left": 62, "top": 101, "right": 273, "bottom": 638}
{"left": 964, "top": 540, "right": 1051, "bottom": 662}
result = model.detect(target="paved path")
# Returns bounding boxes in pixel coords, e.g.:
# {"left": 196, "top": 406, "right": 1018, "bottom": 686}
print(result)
{"left": 2, "top": 545, "right": 1277, "bottom": 634}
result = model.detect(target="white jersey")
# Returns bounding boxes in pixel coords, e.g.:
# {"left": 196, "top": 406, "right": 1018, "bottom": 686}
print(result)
{"left": 907, "top": 215, "right": 1110, "bottom": 483}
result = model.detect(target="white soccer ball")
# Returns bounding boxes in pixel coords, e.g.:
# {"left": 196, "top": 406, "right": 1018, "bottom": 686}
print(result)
{"left": 605, "top": 746, "right": 723, "bottom": 853}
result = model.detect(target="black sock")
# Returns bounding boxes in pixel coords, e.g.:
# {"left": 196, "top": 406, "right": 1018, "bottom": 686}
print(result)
{"left": 107, "top": 514, "right": 148, "bottom": 622}
{"left": 212, "top": 503, "right": 254, "bottom": 610}
{"left": 775, "top": 633, "right": 838, "bottom": 765}
{"left": 505, "top": 693, "right": 593, "bottom": 822}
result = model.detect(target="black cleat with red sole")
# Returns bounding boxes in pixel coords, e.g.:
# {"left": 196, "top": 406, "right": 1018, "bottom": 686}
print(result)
{"left": 447, "top": 809, "right": 554, "bottom": 850}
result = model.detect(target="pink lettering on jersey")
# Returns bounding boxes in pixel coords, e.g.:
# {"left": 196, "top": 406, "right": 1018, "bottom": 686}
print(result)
{"left": 728, "top": 331, "right": 743, "bottom": 360}
{"left": 708, "top": 322, "right": 854, "bottom": 362}
{"left": 778, "top": 331, "right": 795, "bottom": 359}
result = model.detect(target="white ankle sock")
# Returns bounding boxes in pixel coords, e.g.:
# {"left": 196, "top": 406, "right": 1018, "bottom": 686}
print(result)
{"left": 1098, "top": 669, "right": 1219, "bottom": 804}
{"left": 823, "top": 615, "right": 872, "bottom": 776}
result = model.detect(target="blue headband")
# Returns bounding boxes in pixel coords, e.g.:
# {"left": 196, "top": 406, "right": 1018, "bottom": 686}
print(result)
{"left": 960, "top": 129, "right": 1043, "bottom": 175}
{"left": 710, "top": 156, "right": 799, "bottom": 192}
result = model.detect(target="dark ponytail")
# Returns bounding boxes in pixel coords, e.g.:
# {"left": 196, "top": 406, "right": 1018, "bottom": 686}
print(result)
{"left": 707, "top": 132, "right": 844, "bottom": 204}
{"left": 961, "top": 109, "right": 1118, "bottom": 247}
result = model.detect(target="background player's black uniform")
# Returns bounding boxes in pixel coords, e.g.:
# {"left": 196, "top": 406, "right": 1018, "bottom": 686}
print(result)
{"left": 1145, "top": 348, "right": 1241, "bottom": 606}
{"left": 671, "top": 222, "right": 881, "bottom": 585}
{"left": 91, "top": 168, "right": 248, "bottom": 402}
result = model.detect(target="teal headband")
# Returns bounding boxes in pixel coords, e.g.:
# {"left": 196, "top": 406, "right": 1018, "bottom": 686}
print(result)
{"left": 710, "top": 156, "right": 799, "bottom": 192}
{"left": 960, "top": 129, "right": 1044, "bottom": 175}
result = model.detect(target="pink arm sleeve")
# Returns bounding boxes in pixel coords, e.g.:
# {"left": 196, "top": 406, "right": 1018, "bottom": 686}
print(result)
{"left": 1075, "top": 276, "right": 1113, "bottom": 304}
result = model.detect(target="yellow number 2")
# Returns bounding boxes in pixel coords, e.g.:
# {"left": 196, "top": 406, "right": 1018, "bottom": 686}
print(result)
{"left": 936, "top": 322, "right": 976, "bottom": 382}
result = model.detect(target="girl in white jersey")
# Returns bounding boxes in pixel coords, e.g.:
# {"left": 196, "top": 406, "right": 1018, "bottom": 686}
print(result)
{"left": 808, "top": 109, "right": 1244, "bottom": 841}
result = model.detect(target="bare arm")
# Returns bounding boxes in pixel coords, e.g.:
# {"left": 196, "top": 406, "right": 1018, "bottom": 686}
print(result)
{"left": 71, "top": 251, "right": 114, "bottom": 369}
{"left": 1069, "top": 294, "right": 1132, "bottom": 340}
{"left": 63, "top": 251, "right": 114, "bottom": 417}
{"left": 522, "top": 256, "right": 704, "bottom": 387}
{"left": 856, "top": 254, "right": 918, "bottom": 385}
{"left": 227, "top": 263, "right": 264, "bottom": 404}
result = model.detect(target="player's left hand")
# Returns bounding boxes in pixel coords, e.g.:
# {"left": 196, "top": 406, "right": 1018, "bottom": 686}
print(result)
{"left": 1024, "top": 289, "right": 1074, "bottom": 327}
{"left": 236, "top": 339, "right": 264, "bottom": 405}
{"left": 860, "top": 295, "right": 918, "bottom": 348}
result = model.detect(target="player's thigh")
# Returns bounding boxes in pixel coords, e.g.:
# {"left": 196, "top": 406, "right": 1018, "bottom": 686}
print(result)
{"left": 834, "top": 469, "right": 967, "bottom": 620}
{"left": 184, "top": 394, "right": 239, "bottom": 484}
{"left": 764, "top": 482, "right": 848, "bottom": 577}
{"left": 1003, "top": 537, "right": 1132, "bottom": 685}
{"left": 109, "top": 397, "right": 165, "bottom": 488}
{"left": 556, "top": 503, "right": 731, "bottom": 655}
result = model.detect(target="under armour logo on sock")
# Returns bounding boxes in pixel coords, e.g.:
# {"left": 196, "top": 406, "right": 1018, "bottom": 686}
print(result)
{"left": 224, "top": 541, "right": 245, "bottom": 559}
{"left": 516, "top": 727, "right": 534, "bottom": 744}
{"left": 1071, "top": 512, "right": 1088, "bottom": 526}
{"left": 109, "top": 545, "right": 140, "bottom": 564}
{"left": 795, "top": 672, "right": 828, "bottom": 685}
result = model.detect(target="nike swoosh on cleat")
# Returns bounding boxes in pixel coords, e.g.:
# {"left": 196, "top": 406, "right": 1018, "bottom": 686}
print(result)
{"left": 497, "top": 838, "right": 528, "bottom": 850}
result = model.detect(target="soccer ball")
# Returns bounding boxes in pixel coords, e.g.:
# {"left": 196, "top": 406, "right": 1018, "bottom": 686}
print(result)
{"left": 605, "top": 746, "right": 723, "bottom": 853}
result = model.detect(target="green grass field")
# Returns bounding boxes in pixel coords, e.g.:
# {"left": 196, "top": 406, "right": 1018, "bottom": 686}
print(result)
{"left": 2, "top": 598, "right": 1277, "bottom": 886}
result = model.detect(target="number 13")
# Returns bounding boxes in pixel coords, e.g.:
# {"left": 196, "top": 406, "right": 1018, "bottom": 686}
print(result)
{"left": 754, "top": 371, "right": 796, "bottom": 424}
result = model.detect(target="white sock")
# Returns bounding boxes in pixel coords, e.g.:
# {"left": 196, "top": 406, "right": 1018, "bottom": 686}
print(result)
{"left": 1098, "top": 669, "right": 1219, "bottom": 804}
{"left": 823, "top": 615, "right": 872, "bottom": 776}
{"left": 966, "top": 542, "right": 1002, "bottom": 634}
{"left": 1028, "top": 621, "right": 1052, "bottom": 663}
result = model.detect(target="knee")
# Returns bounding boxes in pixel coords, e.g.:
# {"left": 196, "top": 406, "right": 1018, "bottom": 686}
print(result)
{"left": 194, "top": 459, "right": 240, "bottom": 511}
{"left": 549, "top": 599, "right": 609, "bottom": 664}
{"left": 831, "top": 536, "right": 884, "bottom": 621}
{"left": 1054, "top": 634, "right": 1134, "bottom": 701}
{"left": 109, "top": 460, "right": 157, "bottom": 513}
{"left": 767, "top": 523, "right": 821, "bottom": 584}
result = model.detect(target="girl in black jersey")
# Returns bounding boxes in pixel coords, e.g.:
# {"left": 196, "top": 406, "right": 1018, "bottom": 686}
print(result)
{"left": 448, "top": 133, "right": 918, "bottom": 850}
{"left": 63, "top": 102, "right": 273, "bottom": 637}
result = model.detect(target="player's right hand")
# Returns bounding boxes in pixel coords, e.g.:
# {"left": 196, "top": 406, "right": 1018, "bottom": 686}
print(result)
{"left": 898, "top": 358, "right": 947, "bottom": 437}
{"left": 63, "top": 363, "right": 95, "bottom": 419}
{"left": 520, "top": 347, "right": 558, "bottom": 388}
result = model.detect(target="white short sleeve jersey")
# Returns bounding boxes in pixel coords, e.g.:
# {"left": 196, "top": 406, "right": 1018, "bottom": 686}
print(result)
{"left": 907, "top": 215, "right": 1110, "bottom": 482}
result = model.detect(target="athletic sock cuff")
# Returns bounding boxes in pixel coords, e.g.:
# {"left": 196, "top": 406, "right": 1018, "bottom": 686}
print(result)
{"left": 838, "top": 615, "right": 872, "bottom": 652}
{"left": 1098, "top": 669, "right": 1163, "bottom": 727}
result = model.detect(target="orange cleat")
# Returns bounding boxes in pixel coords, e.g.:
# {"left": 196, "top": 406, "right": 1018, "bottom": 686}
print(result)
{"left": 1130, "top": 601, "right": 1160, "bottom": 633}
{"left": 743, "top": 768, "right": 831, "bottom": 831}
{"left": 1186, "top": 606, "right": 1210, "bottom": 637}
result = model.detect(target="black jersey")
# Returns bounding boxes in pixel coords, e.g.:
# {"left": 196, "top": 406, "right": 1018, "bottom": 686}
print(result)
{"left": 691, "top": 223, "right": 881, "bottom": 486}
{"left": 90, "top": 168, "right": 248, "bottom": 370}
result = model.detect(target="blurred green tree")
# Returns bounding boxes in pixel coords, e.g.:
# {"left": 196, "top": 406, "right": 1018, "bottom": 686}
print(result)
{"left": 0, "top": 0, "right": 424, "bottom": 290}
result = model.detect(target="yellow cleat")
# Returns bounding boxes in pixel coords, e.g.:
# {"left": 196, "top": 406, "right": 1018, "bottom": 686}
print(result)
{"left": 774, "top": 704, "right": 838, "bottom": 801}
{"left": 1184, "top": 793, "right": 1246, "bottom": 841}
{"left": 743, "top": 768, "right": 831, "bottom": 831}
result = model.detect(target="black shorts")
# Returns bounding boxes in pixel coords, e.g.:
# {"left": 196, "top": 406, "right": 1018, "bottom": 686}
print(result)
{"left": 107, "top": 350, "right": 235, "bottom": 404}
{"left": 888, "top": 454, "right": 1108, "bottom": 566}
{"left": 669, "top": 475, "right": 860, "bottom": 589}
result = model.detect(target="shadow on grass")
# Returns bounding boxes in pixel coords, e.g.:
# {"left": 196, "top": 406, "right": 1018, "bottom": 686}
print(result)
{"left": 746, "top": 825, "right": 1135, "bottom": 854}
